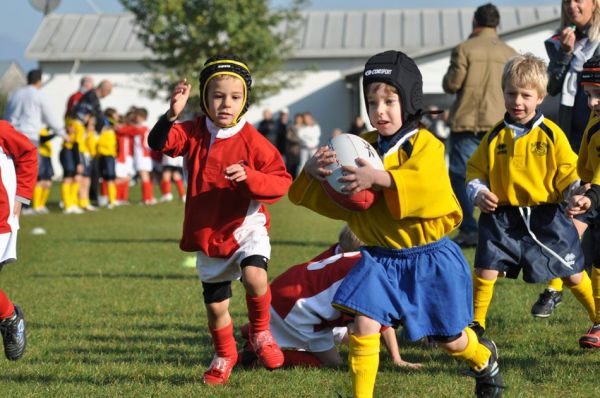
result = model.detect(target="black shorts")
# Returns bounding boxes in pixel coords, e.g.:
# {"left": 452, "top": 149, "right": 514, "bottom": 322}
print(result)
{"left": 475, "top": 204, "right": 585, "bottom": 283}
{"left": 99, "top": 156, "right": 116, "bottom": 181}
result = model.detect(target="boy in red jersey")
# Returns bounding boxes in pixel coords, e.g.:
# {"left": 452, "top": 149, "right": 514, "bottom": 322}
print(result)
{"left": 0, "top": 121, "right": 37, "bottom": 360}
{"left": 148, "top": 55, "right": 292, "bottom": 385}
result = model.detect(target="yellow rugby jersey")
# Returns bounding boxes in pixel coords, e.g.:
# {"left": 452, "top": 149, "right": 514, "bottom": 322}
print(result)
{"left": 38, "top": 127, "right": 52, "bottom": 158}
{"left": 467, "top": 116, "right": 578, "bottom": 206}
{"left": 96, "top": 127, "right": 117, "bottom": 157}
{"left": 288, "top": 128, "right": 462, "bottom": 249}
{"left": 578, "top": 115, "right": 600, "bottom": 185}
{"left": 63, "top": 118, "right": 81, "bottom": 150}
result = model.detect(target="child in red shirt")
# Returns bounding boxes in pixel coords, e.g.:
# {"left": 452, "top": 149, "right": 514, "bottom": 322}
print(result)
{"left": 148, "top": 55, "right": 292, "bottom": 385}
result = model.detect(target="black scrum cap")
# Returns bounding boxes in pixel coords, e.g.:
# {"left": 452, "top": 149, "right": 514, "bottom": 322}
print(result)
{"left": 362, "top": 50, "right": 423, "bottom": 122}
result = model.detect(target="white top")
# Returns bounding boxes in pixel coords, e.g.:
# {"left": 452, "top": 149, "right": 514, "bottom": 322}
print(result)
{"left": 297, "top": 124, "right": 321, "bottom": 149}
{"left": 4, "top": 85, "right": 66, "bottom": 145}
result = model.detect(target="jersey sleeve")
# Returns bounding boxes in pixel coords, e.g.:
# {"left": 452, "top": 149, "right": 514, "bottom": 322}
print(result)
{"left": 239, "top": 141, "right": 292, "bottom": 204}
{"left": 288, "top": 170, "right": 351, "bottom": 221}
{"left": 384, "top": 131, "right": 459, "bottom": 220}
{"left": 552, "top": 127, "right": 580, "bottom": 194}
{"left": 161, "top": 120, "right": 195, "bottom": 158}
{"left": 0, "top": 122, "right": 38, "bottom": 202}
{"left": 466, "top": 135, "right": 490, "bottom": 185}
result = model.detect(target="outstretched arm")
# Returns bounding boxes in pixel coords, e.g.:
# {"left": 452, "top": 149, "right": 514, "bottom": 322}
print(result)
{"left": 380, "top": 327, "right": 423, "bottom": 370}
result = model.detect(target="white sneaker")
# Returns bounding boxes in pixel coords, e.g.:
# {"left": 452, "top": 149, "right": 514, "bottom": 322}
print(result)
{"left": 159, "top": 193, "right": 173, "bottom": 202}
{"left": 35, "top": 206, "right": 50, "bottom": 214}
{"left": 181, "top": 195, "right": 186, "bottom": 204}
{"left": 84, "top": 205, "right": 98, "bottom": 211}
{"left": 63, "top": 206, "right": 84, "bottom": 215}
{"left": 21, "top": 208, "right": 36, "bottom": 216}
{"left": 97, "top": 196, "right": 108, "bottom": 207}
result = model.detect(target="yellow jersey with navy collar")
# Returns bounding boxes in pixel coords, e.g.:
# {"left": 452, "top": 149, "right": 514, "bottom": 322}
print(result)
{"left": 467, "top": 113, "right": 578, "bottom": 206}
{"left": 288, "top": 128, "right": 462, "bottom": 249}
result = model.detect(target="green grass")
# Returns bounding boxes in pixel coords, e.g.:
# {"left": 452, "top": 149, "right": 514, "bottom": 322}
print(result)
{"left": 1, "top": 187, "right": 599, "bottom": 397}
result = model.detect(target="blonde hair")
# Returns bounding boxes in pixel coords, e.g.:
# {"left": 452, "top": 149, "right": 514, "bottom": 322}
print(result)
{"left": 338, "top": 224, "right": 363, "bottom": 253}
{"left": 561, "top": 0, "right": 600, "bottom": 42}
{"left": 502, "top": 53, "right": 548, "bottom": 97}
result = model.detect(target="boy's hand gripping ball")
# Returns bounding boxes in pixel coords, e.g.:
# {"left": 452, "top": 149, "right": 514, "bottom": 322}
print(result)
{"left": 322, "top": 134, "right": 384, "bottom": 211}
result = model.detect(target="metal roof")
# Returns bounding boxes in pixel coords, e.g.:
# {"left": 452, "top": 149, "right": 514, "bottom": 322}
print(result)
{"left": 26, "top": 5, "right": 561, "bottom": 62}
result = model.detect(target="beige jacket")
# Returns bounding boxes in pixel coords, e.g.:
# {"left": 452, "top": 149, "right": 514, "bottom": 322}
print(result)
{"left": 443, "top": 28, "right": 516, "bottom": 133}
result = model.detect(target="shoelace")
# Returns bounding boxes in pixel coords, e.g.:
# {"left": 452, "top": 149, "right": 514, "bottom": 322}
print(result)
{"left": 207, "top": 356, "right": 233, "bottom": 375}
{"left": 252, "top": 331, "right": 276, "bottom": 350}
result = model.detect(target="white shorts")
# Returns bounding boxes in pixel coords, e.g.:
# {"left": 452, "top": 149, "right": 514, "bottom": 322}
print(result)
{"left": 0, "top": 231, "right": 18, "bottom": 265}
{"left": 162, "top": 154, "right": 183, "bottom": 168}
{"left": 195, "top": 225, "right": 271, "bottom": 283}
{"left": 134, "top": 155, "right": 152, "bottom": 172}
{"left": 115, "top": 156, "right": 135, "bottom": 178}
{"left": 269, "top": 308, "right": 338, "bottom": 353}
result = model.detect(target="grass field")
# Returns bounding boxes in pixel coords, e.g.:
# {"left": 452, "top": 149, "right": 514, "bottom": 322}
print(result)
{"left": 1, "top": 187, "right": 599, "bottom": 397}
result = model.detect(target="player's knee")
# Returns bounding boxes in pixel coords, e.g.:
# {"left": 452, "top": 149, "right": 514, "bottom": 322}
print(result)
{"left": 202, "top": 281, "right": 232, "bottom": 304}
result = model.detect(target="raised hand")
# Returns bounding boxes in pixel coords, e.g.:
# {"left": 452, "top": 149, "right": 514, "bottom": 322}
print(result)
{"left": 168, "top": 79, "right": 192, "bottom": 119}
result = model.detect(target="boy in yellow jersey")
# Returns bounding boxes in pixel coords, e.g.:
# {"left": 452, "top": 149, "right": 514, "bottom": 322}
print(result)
{"left": 467, "top": 54, "right": 595, "bottom": 343}
{"left": 289, "top": 50, "right": 504, "bottom": 398}
{"left": 32, "top": 127, "right": 55, "bottom": 214}
{"left": 96, "top": 109, "right": 118, "bottom": 209}
{"left": 566, "top": 55, "right": 600, "bottom": 348}
{"left": 61, "top": 117, "right": 83, "bottom": 214}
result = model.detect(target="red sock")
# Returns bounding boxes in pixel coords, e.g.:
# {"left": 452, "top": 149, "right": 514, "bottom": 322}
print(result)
{"left": 210, "top": 321, "right": 237, "bottom": 358}
{"left": 121, "top": 181, "right": 129, "bottom": 201}
{"left": 160, "top": 181, "right": 171, "bottom": 195}
{"left": 283, "top": 350, "right": 323, "bottom": 368}
{"left": 116, "top": 182, "right": 126, "bottom": 201}
{"left": 100, "top": 180, "right": 108, "bottom": 196}
{"left": 175, "top": 179, "right": 185, "bottom": 197}
{"left": 246, "top": 286, "right": 271, "bottom": 333}
{"left": 142, "top": 181, "right": 154, "bottom": 202}
{"left": 0, "top": 289, "right": 15, "bottom": 319}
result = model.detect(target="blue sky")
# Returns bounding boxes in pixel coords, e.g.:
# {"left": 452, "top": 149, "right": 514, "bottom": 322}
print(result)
{"left": 2, "top": 0, "right": 557, "bottom": 70}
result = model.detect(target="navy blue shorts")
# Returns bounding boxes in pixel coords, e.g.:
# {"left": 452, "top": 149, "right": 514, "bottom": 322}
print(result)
{"left": 332, "top": 237, "right": 472, "bottom": 342}
{"left": 60, "top": 148, "right": 79, "bottom": 178}
{"left": 475, "top": 204, "right": 585, "bottom": 283}
{"left": 99, "top": 156, "right": 116, "bottom": 181}
{"left": 79, "top": 153, "right": 92, "bottom": 177}
{"left": 37, "top": 155, "right": 53, "bottom": 181}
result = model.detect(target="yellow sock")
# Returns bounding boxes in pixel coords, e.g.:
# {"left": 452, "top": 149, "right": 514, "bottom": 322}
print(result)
{"left": 61, "top": 182, "right": 72, "bottom": 209}
{"left": 567, "top": 272, "right": 595, "bottom": 323}
{"left": 473, "top": 274, "right": 497, "bottom": 329}
{"left": 32, "top": 186, "right": 43, "bottom": 210}
{"left": 449, "top": 327, "right": 492, "bottom": 371}
{"left": 547, "top": 278, "right": 563, "bottom": 292}
{"left": 592, "top": 267, "right": 600, "bottom": 323}
{"left": 70, "top": 182, "right": 80, "bottom": 208}
{"left": 40, "top": 187, "right": 51, "bottom": 207}
{"left": 107, "top": 182, "right": 117, "bottom": 205}
{"left": 79, "top": 197, "right": 90, "bottom": 209}
{"left": 349, "top": 333, "right": 380, "bottom": 398}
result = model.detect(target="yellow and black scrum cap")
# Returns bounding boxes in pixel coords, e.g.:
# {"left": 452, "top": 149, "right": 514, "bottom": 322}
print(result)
{"left": 199, "top": 55, "right": 253, "bottom": 126}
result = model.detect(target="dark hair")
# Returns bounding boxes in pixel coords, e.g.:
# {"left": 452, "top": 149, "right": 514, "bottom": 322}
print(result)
{"left": 27, "top": 69, "right": 42, "bottom": 85}
{"left": 474, "top": 3, "right": 500, "bottom": 28}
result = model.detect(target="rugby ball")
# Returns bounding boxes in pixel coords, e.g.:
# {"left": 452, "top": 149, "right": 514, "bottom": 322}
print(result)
{"left": 322, "top": 134, "right": 384, "bottom": 211}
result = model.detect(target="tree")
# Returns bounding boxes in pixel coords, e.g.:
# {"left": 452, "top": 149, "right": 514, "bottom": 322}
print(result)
{"left": 120, "top": 0, "right": 308, "bottom": 111}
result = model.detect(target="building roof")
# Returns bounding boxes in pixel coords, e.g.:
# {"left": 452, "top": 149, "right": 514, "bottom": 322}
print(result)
{"left": 26, "top": 5, "right": 560, "bottom": 62}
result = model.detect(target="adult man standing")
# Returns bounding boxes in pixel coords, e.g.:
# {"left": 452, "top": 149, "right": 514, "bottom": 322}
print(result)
{"left": 257, "top": 108, "right": 278, "bottom": 147}
{"left": 3, "top": 69, "right": 66, "bottom": 147}
{"left": 65, "top": 75, "right": 94, "bottom": 117}
{"left": 442, "top": 3, "right": 516, "bottom": 247}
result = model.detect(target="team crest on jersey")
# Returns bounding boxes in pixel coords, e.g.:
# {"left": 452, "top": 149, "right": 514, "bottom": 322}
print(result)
{"left": 530, "top": 142, "right": 548, "bottom": 156}
{"left": 496, "top": 143, "right": 507, "bottom": 155}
